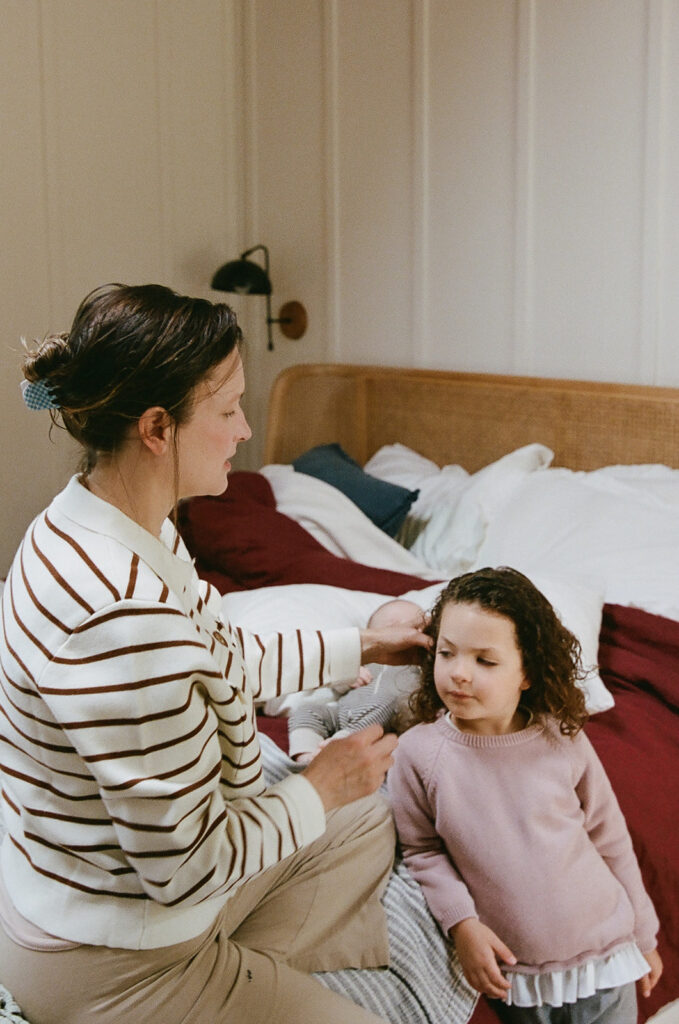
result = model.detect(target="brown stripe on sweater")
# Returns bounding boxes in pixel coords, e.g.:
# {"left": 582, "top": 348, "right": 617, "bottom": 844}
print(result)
{"left": 32, "top": 527, "right": 95, "bottom": 614}
{"left": 103, "top": 743, "right": 221, "bottom": 796}
{"left": 23, "top": 830, "right": 136, "bottom": 874}
{"left": 10, "top": 835, "right": 146, "bottom": 899}
{"left": 159, "top": 581, "right": 169, "bottom": 602}
{"left": 125, "top": 554, "right": 139, "bottom": 599}
{"left": 44, "top": 512, "right": 121, "bottom": 602}
{"left": 0, "top": 657, "right": 42, "bottom": 703}
{"left": 316, "top": 630, "right": 325, "bottom": 684}
{"left": 6, "top": 577, "right": 54, "bottom": 663}
{"left": 220, "top": 749, "right": 261, "bottom": 773}
{"left": 59, "top": 678, "right": 227, "bottom": 730}
{"left": 50, "top": 636, "right": 206, "bottom": 667}
{"left": 19, "top": 553, "right": 70, "bottom": 634}
{"left": 266, "top": 795, "right": 286, "bottom": 861}
{"left": 297, "top": 630, "right": 304, "bottom": 689}
{"left": 216, "top": 730, "right": 252, "bottom": 751}
{"left": 219, "top": 764, "right": 263, "bottom": 789}
{"left": 0, "top": 672, "right": 64, "bottom": 730}
{"left": 0, "top": 750, "right": 99, "bottom": 789}
{"left": 117, "top": 808, "right": 226, "bottom": 871}
{"left": 276, "top": 633, "right": 283, "bottom": 695}
{"left": 73, "top": 604, "right": 186, "bottom": 634}
{"left": 0, "top": 704, "right": 76, "bottom": 754}
{"left": 164, "top": 863, "right": 218, "bottom": 907}
{"left": 253, "top": 634, "right": 266, "bottom": 700}
{"left": 39, "top": 663, "right": 223, "bottom": 696}
{"left": 84, "top": 706, "right": 212, "bottom": 763}
{"left": 38, "top": 665, "right": 222, "bottom": 697}
{"left": 239, "top": 807, "right": 267, "bottom": 874}
{"left": 266, "top": 791, "right": 301, "bottom": 849}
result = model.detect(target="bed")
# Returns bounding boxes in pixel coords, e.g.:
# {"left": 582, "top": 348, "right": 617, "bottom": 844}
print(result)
{"left": 176, "top": 364, "right": 679, "bottom": 1024}
{"left": 2, "top": 364, "right": 678, "bottom": 1024}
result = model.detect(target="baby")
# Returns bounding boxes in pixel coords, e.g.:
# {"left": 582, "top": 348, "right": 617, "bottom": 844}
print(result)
{"left": 289, "top": 598, "right": 425, "bottom": 763}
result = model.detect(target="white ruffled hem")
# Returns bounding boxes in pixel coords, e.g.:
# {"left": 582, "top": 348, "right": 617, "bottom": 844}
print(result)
{"left": 506, "top": 942, "right": 649, "bottom": 1007}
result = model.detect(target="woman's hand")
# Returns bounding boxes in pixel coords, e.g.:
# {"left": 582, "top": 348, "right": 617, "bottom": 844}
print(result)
{"left": 302, "top": 723, "right": 398, "bottom": 811}
{"left": 638, "top": 948, "right": 663, "bottom": 998}
{"left": 359, "top": 621, "right": 431, "bottom": 667}
{"left": 450, "top": 918, "right": 517, "bottom": 1000}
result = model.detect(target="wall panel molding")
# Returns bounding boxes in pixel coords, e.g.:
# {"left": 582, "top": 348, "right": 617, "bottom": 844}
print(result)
{"left": 640, "top": 0, "right": 669, "bottom": 382}
{"left": 322, "top": 0, "right": 342, "bottom": 361}
{"left": 411, "top": 0, "right": 430, "bottom": 367}
{"left": 512, "top": 0, "right": 537, "bottom": 374}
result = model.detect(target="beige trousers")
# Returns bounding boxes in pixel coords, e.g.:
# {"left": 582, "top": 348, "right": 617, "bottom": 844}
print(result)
{"left": 0, "top": 794, "right": 394, "bottom": 1024}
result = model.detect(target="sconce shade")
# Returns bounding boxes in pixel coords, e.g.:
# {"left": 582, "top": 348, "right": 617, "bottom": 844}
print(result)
{"left": 211, "top": 244, "right": 306, "bottom": 351}
{"left": 211, "top": 259, "right": 272, "bottom": 295}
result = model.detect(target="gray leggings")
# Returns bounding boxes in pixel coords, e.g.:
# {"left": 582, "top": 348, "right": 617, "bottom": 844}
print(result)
{"left": 490, "top": 982, "right": 637, "bottom": 1024}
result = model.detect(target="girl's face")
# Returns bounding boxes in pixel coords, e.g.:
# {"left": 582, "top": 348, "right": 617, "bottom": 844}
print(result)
{"left": 433, "top": 600, "right": 530, "bottom": 735}
{"left": 175, "top": 350, "right": 251, "bottom": 500}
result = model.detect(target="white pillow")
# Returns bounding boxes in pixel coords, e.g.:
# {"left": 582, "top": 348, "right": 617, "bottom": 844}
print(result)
{"left": 399, "top": 571, "right": 612, "bottom": 715}
{"left": 475, "top": 467, "right": 679, "bottom": 622}
{"left": 409, "top": 443, "right": 554, "bottom": 576}
{"left": 222, "top": 583, "right": 388, "bottom": 633}
{"left": 364, "top": 443, "right": 445, "bottom": 492}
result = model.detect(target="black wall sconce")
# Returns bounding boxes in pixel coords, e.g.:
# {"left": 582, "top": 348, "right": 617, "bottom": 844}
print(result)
{"left": 211, "top": 244, "right": 307, "bottom": 351}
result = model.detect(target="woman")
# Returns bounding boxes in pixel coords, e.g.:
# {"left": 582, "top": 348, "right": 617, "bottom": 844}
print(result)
{"left": 0, "top": 284, "right": 429, "bottom": 1024}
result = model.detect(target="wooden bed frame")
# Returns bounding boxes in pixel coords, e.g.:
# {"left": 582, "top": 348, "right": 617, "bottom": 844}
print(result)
{"left": 264, "top": 363, "right": 679, "bottom": 472}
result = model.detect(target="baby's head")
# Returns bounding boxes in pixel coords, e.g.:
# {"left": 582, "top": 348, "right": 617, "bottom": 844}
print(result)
{"left": 368, "top": 598, "right": 426, "bottom": 632}
{"left": 411, "top": 567, "right": 588, "bottom": 736}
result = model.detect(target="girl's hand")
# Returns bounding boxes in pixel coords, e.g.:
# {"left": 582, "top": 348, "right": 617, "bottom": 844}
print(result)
{"left": 638, "top": 948, "right": 663, "bottom": 998}
{"left": 450, "top": 918, "right": 517, "bottom": 1000}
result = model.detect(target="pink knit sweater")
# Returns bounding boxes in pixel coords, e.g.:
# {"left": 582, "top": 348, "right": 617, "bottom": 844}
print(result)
{"left": 388, "top": 715, "right": 658, "bottom": 975}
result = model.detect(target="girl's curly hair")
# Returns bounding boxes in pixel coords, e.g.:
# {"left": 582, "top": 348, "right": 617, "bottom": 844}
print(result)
{"left": 409, "top": 566, "right": 589, "bottom": 736}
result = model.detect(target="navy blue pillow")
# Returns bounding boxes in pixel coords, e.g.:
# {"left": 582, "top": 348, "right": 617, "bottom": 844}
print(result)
{"left": 292, "top": 443, "right": 419, "bottom": 538}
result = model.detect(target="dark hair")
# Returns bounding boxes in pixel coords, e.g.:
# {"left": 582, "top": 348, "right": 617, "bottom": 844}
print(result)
{"left": 410, "top": 566, "right": 589, "bottom": 736}
{"left": 22, "top": 283, "right": 242, "bottom": 472}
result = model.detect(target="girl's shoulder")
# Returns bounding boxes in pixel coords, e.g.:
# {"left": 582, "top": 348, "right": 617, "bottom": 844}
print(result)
{"left": 394, "top": 716, "right": 448, "bottom": 763}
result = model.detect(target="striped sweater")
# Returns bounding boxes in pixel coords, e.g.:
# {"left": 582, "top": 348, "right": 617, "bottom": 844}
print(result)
{"left": 0, "top": 476, "right": 360, "bottom": 949}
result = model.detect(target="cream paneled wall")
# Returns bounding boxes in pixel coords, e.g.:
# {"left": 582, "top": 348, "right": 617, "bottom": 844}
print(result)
{"left": 1, "top": 0, "right": 247, "bottom": 574}
{"left": 3, "top": 0, "right": 679, "bottom": 575}
{"left": 244, "top": 0, "right": 679, "bottom": 382}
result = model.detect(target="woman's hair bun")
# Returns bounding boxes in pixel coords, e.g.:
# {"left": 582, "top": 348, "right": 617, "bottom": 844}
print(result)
{"left": 22, "top": 331, "right": 72, "bottom": 385}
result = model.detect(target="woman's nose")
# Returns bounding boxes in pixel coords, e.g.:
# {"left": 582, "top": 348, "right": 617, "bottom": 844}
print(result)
{"left": 238, "top": 409, "right": 252, "bottom": 442}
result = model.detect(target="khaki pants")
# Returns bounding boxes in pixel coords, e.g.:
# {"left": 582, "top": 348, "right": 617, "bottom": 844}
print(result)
{"left": 0, "top": 795, "right": 394, "bottom": 1024}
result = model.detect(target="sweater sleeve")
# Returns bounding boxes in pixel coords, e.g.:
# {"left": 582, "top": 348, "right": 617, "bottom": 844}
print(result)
{"left": 36, "top": 600, "right": 327, "bottom": 911}
{"left": 575, "top": 732, "right": 659, "bottom": 953}
{"left": 389, "top": 729, "right": 477, "bottom": 936}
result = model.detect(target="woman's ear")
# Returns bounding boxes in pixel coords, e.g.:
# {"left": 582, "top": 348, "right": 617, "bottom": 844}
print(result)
{"left": 137, "top": 406, "right": 173, "bottom": 455}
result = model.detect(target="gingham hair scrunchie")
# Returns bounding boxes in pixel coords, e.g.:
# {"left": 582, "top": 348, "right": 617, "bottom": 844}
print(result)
{"left": 20, "top": 378, "right": 58, "bottom": 411}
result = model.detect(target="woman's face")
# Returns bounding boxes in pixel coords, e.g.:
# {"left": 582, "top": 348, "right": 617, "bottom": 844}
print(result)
{"left": 175, "top": 350, "right": 251, "bottom": 500}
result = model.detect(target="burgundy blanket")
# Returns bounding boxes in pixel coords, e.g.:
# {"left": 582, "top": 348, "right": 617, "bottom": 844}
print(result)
{"left": 180, "top": 475, "right": 678, "bottom": 1023}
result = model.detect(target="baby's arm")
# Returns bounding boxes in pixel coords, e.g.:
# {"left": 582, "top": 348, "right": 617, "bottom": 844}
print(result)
{"left": 288, "top": 701, "right": 339, "bottom": 762}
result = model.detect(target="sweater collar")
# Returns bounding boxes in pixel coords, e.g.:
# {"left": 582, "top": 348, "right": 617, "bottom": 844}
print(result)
{"left": 52, "top": 475, "right": 195, "bottom": 602}
{"left": 440, "top": 711, "right": 544, "bottom": 748}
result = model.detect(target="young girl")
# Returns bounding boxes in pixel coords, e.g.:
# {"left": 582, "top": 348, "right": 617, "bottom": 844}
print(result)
{"left": 388, "top": 567, "right": 663, "bottom": 1023}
